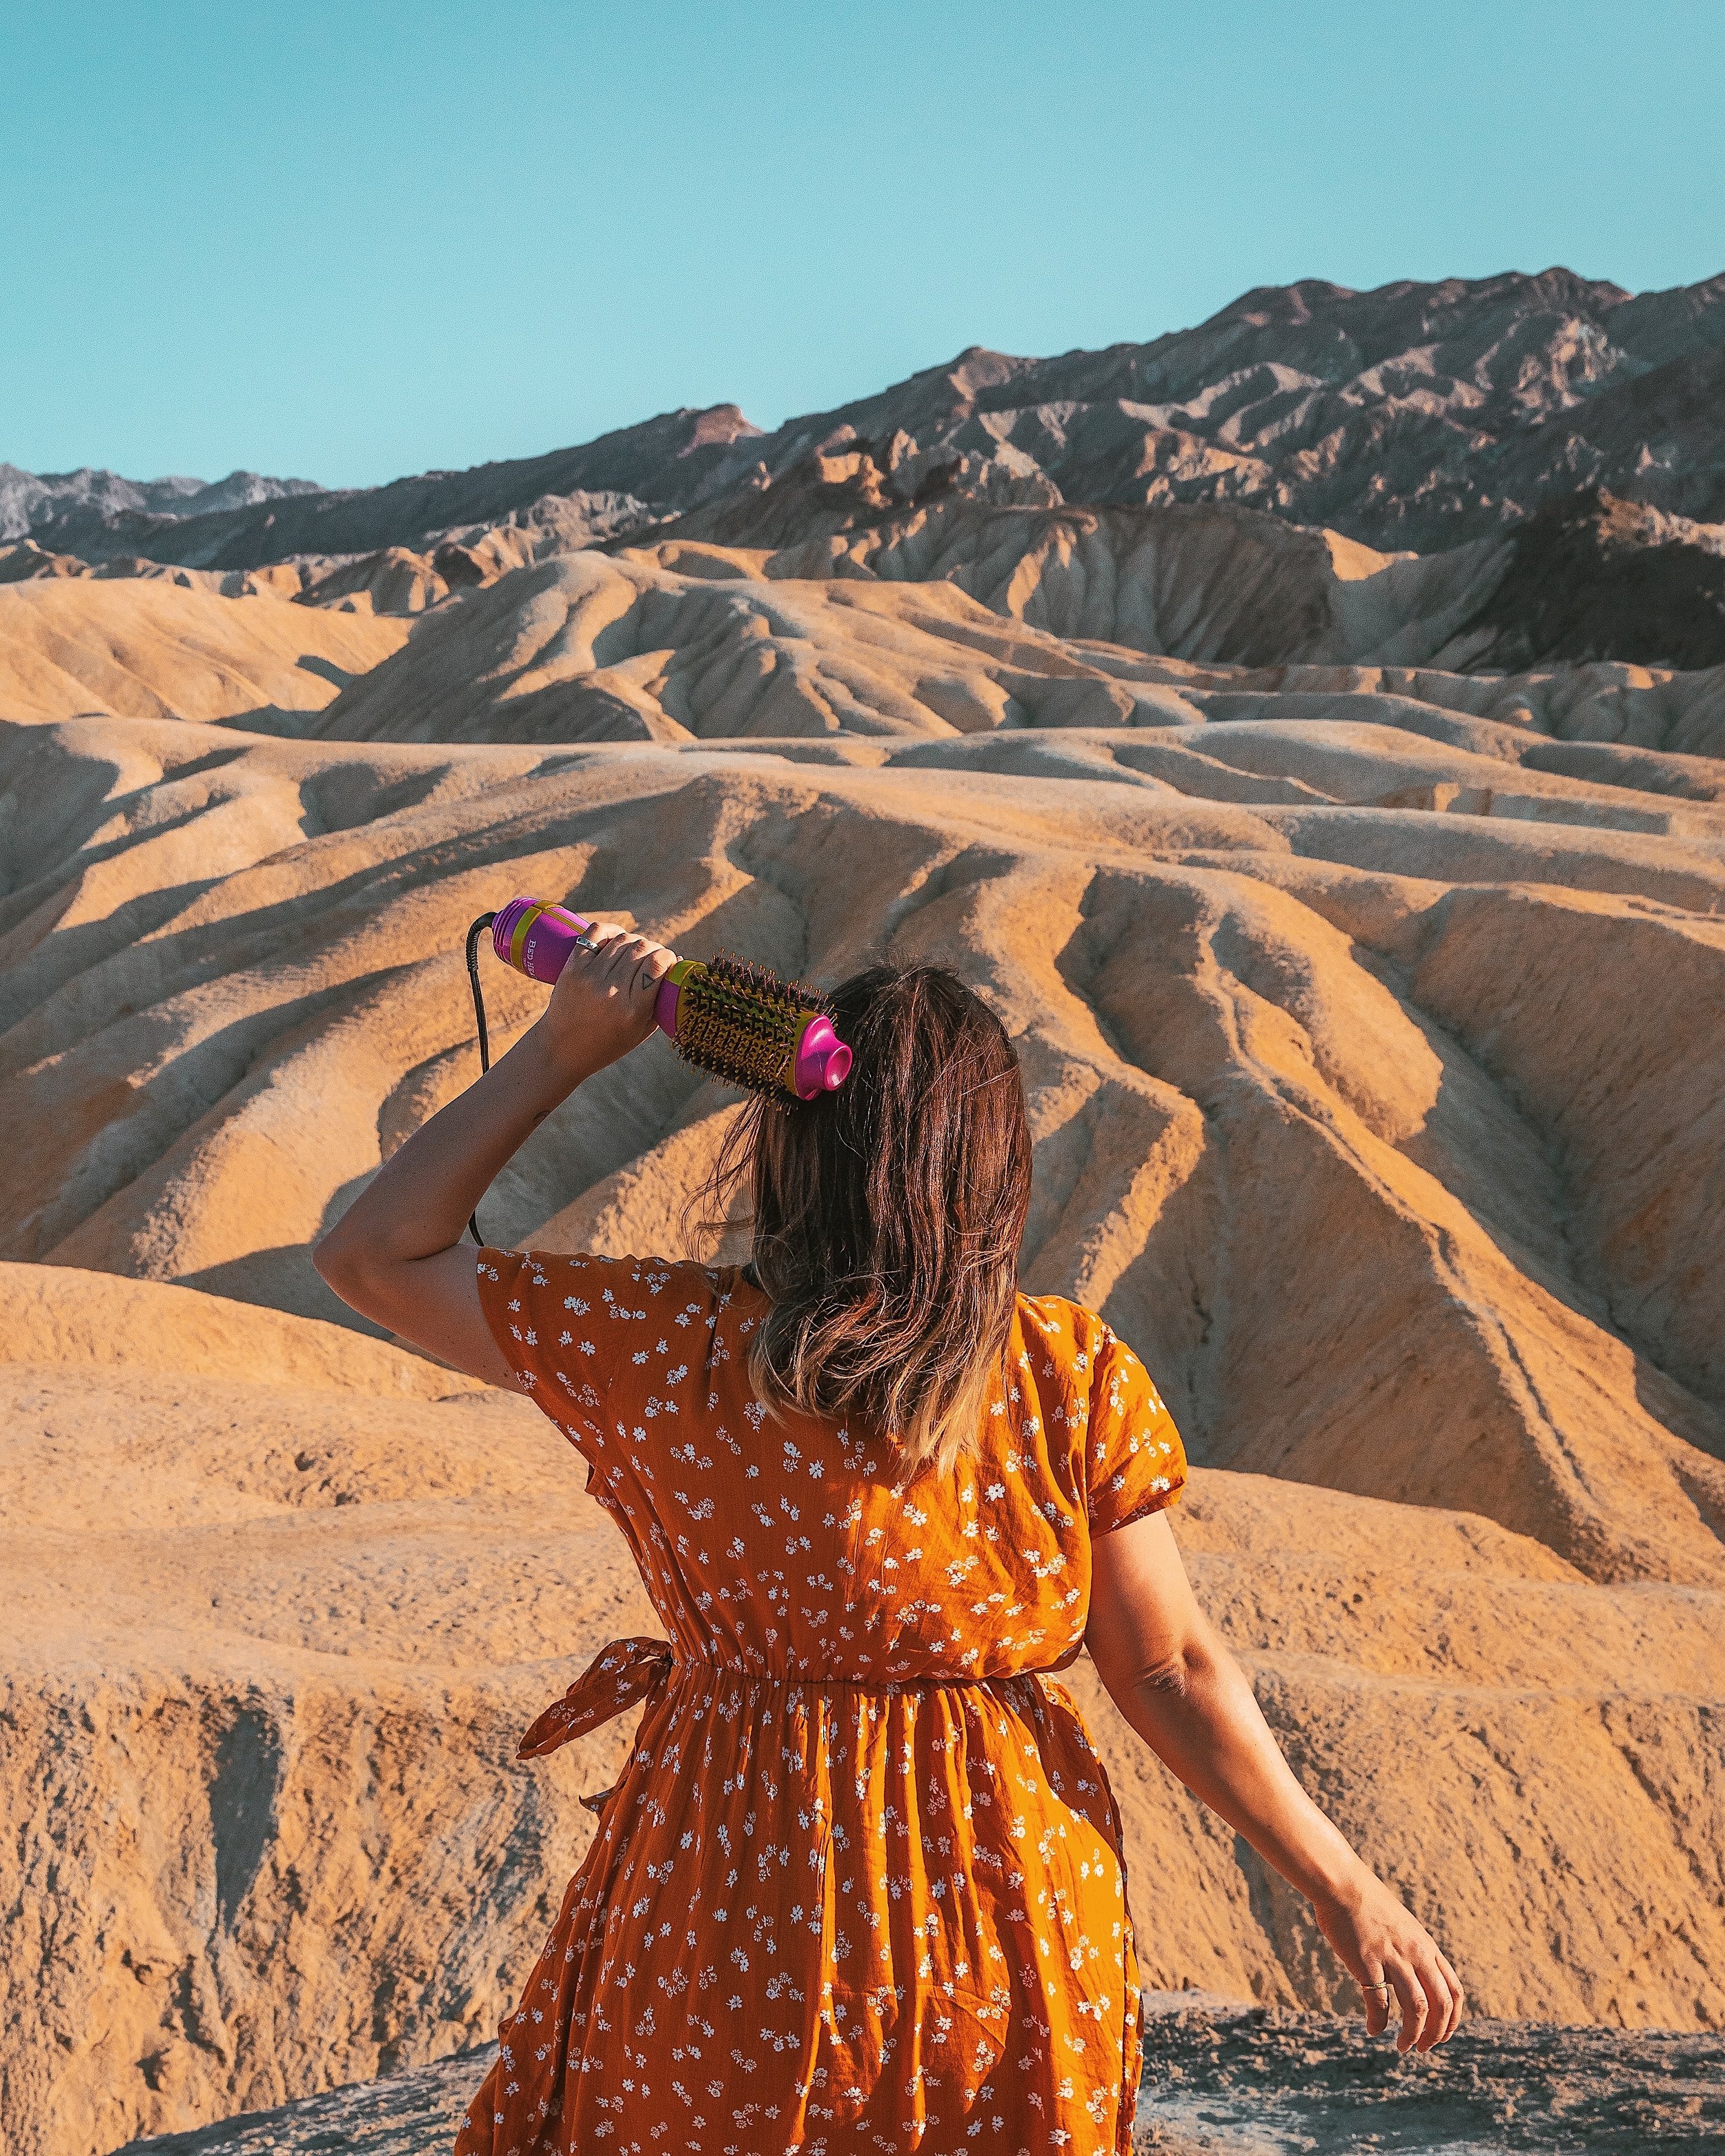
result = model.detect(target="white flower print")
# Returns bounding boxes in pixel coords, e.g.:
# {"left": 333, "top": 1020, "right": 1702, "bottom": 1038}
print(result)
{"left": 457, "top": 1248, "right": 1186, "bottom": 2156}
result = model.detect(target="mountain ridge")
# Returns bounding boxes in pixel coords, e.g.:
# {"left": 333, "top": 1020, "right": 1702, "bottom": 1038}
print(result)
{"left": 12, "top": 268, "right": 1725, "bottom": 575}
{"left": 0, "top": 464, "right": 322, "bottom": 551}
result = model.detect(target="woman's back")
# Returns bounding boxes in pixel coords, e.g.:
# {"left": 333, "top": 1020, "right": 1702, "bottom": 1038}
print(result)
{"left": 317, "top": 933, "right": 1461, "bottom": 2152}
{"left": 486, "top": 1249, "right": 1184, "bottom": 1677}
{"left": 461, "top": 1247, "right": 1186, "bottom": 2153}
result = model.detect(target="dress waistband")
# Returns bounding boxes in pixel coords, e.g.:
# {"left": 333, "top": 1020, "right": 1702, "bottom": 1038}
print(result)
{"left": 517, "top": 1634, "right": 1071, "bottom": 1797}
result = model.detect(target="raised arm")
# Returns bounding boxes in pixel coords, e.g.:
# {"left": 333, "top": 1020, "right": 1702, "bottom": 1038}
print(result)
{"left": 312, "top": 923, "right": 673, "bottom": 1385}
{"left": 1085, "top": 1507, "right": 1464, "bottom": 2053}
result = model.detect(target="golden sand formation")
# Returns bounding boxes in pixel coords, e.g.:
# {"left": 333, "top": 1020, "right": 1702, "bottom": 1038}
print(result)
{"left": 1, "top": 544, "right": 1722, "bottom": 2154}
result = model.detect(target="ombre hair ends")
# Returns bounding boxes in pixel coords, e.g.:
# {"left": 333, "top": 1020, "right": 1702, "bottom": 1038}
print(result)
{"left": 698, "top": 965, "right": 1032, "bottom": 1483}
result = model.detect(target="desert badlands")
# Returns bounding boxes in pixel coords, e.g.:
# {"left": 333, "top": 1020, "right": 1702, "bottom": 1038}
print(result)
{"left": 3, "top": 273, "right": 1725, "bottom": 2155}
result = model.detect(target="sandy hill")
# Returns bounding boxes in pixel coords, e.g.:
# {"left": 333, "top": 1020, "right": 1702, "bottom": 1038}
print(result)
{"left": 0, "top": 578, "right": 406, "bottom": 726}
{"left": 1, "top": 486, "right": 1722, "bottom": 2153}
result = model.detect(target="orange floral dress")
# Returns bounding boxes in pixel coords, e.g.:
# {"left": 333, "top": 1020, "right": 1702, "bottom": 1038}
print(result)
{"left": 455, "top": 1250, "right": 1187, "bottom": 2156}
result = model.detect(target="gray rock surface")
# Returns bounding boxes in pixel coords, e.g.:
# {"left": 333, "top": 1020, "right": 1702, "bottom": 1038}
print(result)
{"left": 112, "top": 2011, "right": 1725, "bottom": 2153}
{"left": 0, "top": 466, "right": 322, "bottom": 551}
{"left": 1132, "top": 2004, "right": 1725, "bottom": 2152}
{"left": 115, "top": 2046, "right": 493, "bottom": 2154}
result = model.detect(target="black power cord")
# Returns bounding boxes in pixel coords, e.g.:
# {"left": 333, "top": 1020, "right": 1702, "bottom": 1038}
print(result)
{"left": 465, "top": 911, "right": 497, "bottom": 1245}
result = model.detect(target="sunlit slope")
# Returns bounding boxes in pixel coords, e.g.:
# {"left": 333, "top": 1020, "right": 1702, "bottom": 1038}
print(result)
{"left": 4, "top": 706, "right": 1722, "bottom": 1587}
{"left": 3, "top": 551, "right": 1724, "bottom": 2153}
{"left": 0, "top": 578, "right": 406, "bottom": 725}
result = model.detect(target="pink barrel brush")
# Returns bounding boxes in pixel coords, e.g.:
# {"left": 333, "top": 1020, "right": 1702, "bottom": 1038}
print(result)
{"left": 480, "top": 896, "right": 852, "bottom": 1102}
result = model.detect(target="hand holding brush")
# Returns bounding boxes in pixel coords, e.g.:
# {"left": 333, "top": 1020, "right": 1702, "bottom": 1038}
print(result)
{"left": 527, "top": 917, "right": 682, "bottom": 1081}
{"left": 312, "top": 894, "right": 847, "bottom": 1378}
{"left": 482, "top": 898, "right": 851, "bottom": 1102}
{"left": 465, "top": 896, "right": 855, "bottom": 1240}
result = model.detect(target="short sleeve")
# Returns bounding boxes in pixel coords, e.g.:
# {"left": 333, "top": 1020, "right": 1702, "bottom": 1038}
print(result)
{"left": 1085, "top": 1324, "right": 1187, "bottom": 1534}
{"left": 476, "top": 1245, "right": 680, "bottom": 1460}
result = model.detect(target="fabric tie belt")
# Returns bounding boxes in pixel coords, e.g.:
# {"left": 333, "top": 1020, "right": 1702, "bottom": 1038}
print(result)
{"left": 518, "top": 1634, "right": 1083, "bottom": 1811}
{"left": 518, "top": 1636, "right": 674, "bottom": 1808}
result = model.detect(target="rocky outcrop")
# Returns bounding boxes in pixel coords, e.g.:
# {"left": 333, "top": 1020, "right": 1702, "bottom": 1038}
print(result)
{"left": 1447, "top": 487, "right": 1725, "bottom": 671}
{"left": 113, "top": 2012, "right": 1725, "bottom": 2155}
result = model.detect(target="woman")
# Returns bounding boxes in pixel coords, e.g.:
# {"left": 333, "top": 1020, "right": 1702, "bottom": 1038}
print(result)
{"left": 315, "top": 924, "right": 1463, "bottom": 2154}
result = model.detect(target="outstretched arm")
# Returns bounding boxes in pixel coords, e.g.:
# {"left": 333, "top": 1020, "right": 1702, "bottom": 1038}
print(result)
{"left": 313, "top": 924, "right": 673, "bottom": 1385}
{"left": 1085, "top": 1508, "right": 1464, "bottom": 2053}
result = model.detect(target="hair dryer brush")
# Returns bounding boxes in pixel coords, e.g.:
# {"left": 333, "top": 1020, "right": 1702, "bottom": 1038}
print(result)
{"left": 485, "top": 895, "right": 852, "bottom": 1097}
{"left": 462, "top": 899, "right": 851, "bottom": 1244}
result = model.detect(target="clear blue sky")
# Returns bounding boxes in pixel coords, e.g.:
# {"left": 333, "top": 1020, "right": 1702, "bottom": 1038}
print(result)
{"left": 3, "top": 1, "right": 1720, "bottom": 491}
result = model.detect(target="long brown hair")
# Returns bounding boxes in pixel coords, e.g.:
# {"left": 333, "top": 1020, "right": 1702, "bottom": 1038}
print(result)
{"left": 699, "top": 965, "right": 1032, "bottom": 1481}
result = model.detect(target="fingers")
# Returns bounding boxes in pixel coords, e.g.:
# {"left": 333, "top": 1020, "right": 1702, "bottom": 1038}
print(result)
{"left": 1435, "top": 1950, "right": 1466, "bottom": 2042}
{"left": 605, "top": 932, "right": 675, "bottom": 993}
{"left": 1335, "top": 1886, "right": 1463, "bottom": 2052}
{"left": 1379, "top": 1950, "right": 1461, "bottom": 2053}
{"left": 1383, "top": 1957, "right": 1427, "bottom": 2053}
{"left": 594, "top": 931, "right": 644, "bottom": 982}
{"left": 532, "top": 918, "right": 677, "bottom": 1076}
{"left": 1414, "top": 1948, "right": 1463, "bottom": 2050}
{"left": 610, "top": 932, "right": 675, "bottom": 985}
{"left": 1413, "top": 1955, "right": 1452, "bottom": 2052}
{"left": 575, "top": 927, "right": 673, "bottom": 991}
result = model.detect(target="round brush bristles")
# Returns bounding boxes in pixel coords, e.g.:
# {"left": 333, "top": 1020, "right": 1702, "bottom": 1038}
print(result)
{"left": 673, "top": 955, "right": 831, "bottom": 1102}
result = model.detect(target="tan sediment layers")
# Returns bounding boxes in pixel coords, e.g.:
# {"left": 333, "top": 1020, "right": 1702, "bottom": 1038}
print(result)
{"left": 3, "top": 560, "right": 1722, "bottom": 2152}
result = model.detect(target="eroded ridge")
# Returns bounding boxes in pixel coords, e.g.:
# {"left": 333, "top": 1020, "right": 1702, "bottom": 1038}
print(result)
{"left": 3, "top": 544, "right": 1723, "bottom": 2156}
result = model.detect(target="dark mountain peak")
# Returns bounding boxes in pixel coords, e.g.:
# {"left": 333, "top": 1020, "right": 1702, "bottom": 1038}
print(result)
{"left": 1519, "top": 264, "right": 1633, "bottom": 310}
{"left": 1207, "top": 278, "right": 1358, "bottom": 330}
{"left": 12, "top": 268, "right": 1725, "bottom": 572}
{"left": 681, "top": 404, "right": 760, "bottom": 451}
